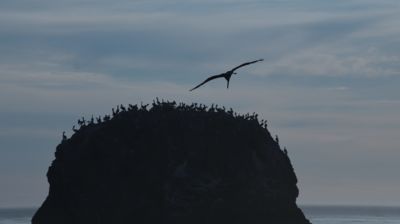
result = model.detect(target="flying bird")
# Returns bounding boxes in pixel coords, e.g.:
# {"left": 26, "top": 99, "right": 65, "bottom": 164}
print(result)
{"left": 190, "top": 59, "right": 263, "bottom": 91}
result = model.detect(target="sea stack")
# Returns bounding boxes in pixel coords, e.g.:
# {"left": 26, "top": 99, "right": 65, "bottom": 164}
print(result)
{"left": 32, "top": 101, "right": 310, "bottom": 224}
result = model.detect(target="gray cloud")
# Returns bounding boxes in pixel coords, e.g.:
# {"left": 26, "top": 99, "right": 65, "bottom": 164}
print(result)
{"left": 2, "top": 0, "right": 400, "bottom": 81}
{"left": 1, "top": 0, "right": 400, "bottom": 207}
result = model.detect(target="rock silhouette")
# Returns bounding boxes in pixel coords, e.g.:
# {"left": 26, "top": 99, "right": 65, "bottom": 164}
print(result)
{"left": 32, "top": 101, "right": 310, "bottom": 224}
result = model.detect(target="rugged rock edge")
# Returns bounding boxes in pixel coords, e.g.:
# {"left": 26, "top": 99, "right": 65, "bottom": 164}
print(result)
{"left": 32, "top": 101, "right": 310, "bottom": 224}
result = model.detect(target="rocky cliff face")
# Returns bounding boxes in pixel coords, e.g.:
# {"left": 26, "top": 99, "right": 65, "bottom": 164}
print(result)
{"left": 32, "top": 101, "right": 310, "bottom": 224}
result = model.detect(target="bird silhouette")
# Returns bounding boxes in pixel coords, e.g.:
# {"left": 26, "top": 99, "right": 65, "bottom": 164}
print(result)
{"left": 190, "top": 59, "right": 263, "bottom": 91}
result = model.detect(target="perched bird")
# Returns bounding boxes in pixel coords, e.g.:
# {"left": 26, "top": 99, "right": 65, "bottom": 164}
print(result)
{"left": 62, "top": 131, "right": 67, "bottom": 141}
{"left": 190, "top": 59, "right": 263, "bottom": 91}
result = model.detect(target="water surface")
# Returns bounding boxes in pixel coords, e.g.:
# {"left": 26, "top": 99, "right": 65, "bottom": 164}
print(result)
{"left": 1, "top": 206, "right": 400, "bottom": 224}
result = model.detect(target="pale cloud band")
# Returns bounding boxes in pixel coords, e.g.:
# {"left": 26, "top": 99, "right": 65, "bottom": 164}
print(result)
{"left": 0, "top": 0, "right": 400, "bottom": 207}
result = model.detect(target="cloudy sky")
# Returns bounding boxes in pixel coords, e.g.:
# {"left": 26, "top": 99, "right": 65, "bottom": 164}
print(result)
{"left": 1, "top": 0, "right": 400, "bottom": 208}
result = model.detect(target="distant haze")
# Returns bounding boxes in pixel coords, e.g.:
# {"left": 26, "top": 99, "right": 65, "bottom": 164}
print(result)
{"left": 1, "top": 0, "right": 400, "bottom": 207}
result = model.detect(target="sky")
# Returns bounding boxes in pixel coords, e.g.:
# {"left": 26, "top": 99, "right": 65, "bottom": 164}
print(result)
{"left": 0, "top": 0, "right": 400, "bottom": 208}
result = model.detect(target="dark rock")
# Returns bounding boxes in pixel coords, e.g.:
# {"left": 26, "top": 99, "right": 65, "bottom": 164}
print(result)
{"left": 32, "top": 101, "right": 310, "bottom": 224}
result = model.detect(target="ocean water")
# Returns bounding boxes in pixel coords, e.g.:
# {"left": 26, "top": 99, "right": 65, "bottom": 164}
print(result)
{"left": 1, "top": 206, "right": 399, "bottom": 224}
{"left": 0, "top": 208, "right": 35, "bottom": 224}
{"left": 302, "top": 206, "right": 400, "bottom": 224}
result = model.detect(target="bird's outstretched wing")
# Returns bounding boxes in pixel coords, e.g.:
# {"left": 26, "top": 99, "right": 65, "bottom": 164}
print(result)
{"left": 190, "top": 73, "right": 225, "bottom": 91}
{"left": 231, "top": 59, "right": 264, "bottom": 72}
